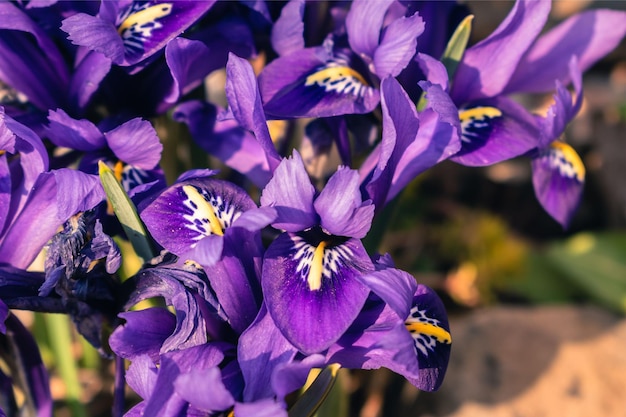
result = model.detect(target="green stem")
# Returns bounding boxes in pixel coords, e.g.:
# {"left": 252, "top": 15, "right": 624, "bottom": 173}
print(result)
{"left": 44, "top": 313, "right": 87, "bottom": 417}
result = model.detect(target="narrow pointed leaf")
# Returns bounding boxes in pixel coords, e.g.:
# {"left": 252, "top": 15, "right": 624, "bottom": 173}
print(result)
{"left": 441, "top": 14, "right": 474, "bottom": 82}
{"left": 98, "top": 161, "right": 154, "bottom": 261}
{"left": 288, "top": 365, "right": 340, "bottom": 417}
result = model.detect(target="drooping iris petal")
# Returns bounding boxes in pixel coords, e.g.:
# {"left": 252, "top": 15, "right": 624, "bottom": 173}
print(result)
{"left": 314, "top": 166, "right": 374, "bottom": 239}
{"left": 449, "top": 96, "right": 539, "bottom": 166}
{"left": 531, "top": 141, "right": 584, "bottom": 228}
{"left": 451, "top": 0, "right": 551, "bottom": 103}
{"left": 506, "top": 9, "right": 626, "bottom": 94}
{"left": 389, "top": 284, "right": 451, "bottom": 391}
{"left": 141, "top": 177, "right": 257, "bottom": 264}
{"left": 259, "top": 46, "right": 380, "bottom": 118}
{"left": 109, "top": 309, "right": 176, "bottom": 362}
{"left": 62, "top": 1, "right": 216, "bottom": 67}
{"left": 328, "top": 284, "right": 451, "bottom": 392}
{"left": 238, "top": 304, "right": 299, "bottom": 402}
{"left": 174, "top": 367, "right": 235, "bottom": 413}
{"left": 372, "top": 10, "right": 425, "bottom": 78}
{"left": 271, "top": 0, "right": 305, "bottom": 57}
{"left": 263, "top": 231, "right": 372, "bottom": 354}
{"left": 355, "top": 268, "right": 417, "bottom": 319}
{"left": 260, "top": 151, "right": 318, "bottom": 232}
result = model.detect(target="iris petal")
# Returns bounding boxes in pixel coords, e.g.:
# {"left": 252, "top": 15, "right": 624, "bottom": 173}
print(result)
{"left": 263, "top": 231, "right": 372, "bottom": 354}
{"left": 531, "top": 141, "right": 584, "bottom": 228}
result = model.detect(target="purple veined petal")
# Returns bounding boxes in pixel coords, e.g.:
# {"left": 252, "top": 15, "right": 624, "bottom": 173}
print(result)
{"left": 363, "top": 76, "right": 420, "bottom": 208}
{"left": 355, "top": 268, "right": 417, "bottom": 319}
{"left": 238, "top": 304, "right": 299, "bottom": 402}
{"left": 0, "top": 110, "right": 16, "bottom": 152}
{"left": 537, "top": 56, "right": 583, "bottom": 149}
{"left": 314, "top": 166, "right": 374, "bottom": 239}
{"left": 124, "top": 265, "right": 215, "bottom": 353}
{"left": 104, "top": 118, "right": 162, "bottom": 170}
{"left": 0, "top": 3, "right": 69, "bottom": 110}
{"left": 173, "top": 100, "right": 272, "bottom": 188}
{"left": 142, "top": 343, "right": 229, "bottom": 417}
{"left": 449, "top": 95, "right": 539, "bottom": 166}
{"left": 506, "top": 9, "right": 626, "bottom": 94}
{"left": 372, "top": 10, "right": 425, "bottom": 78}
{"left": 451, "top": 0, "right": 551, "bottom": 103}
{"left": 125, "top": 354, "right": 158, "bottom": 401}
{"left": 174, "top": 367, "right": 235, "bottom": 413}
{"left": 263, "top": 232, "right": 372, "bottom": 354}
{"left": 45, "top": 109, "right": 105, "bottom": 151}
{"left": 141, "top": 178, "right": 257, "bottom": 261}
{"left": 68, "top": 49, "right": 112, "bottom": 114}
{"left": 259, "top": 46, "right": 380, "bottom": 119}
{"left": 109, "top": 309, "right": 176, "bottom": 362}
{"left": 78, "top": 1, "right": 215, "bottom": 67}
{"left": 201, "top": 233, "right": 262, "bottom": 334}
{"left": 234, "top": 398, "right": 288, "bottom": 417}
{"left": 260, "top": 151, "right": 318, "bottom": 232}
{"left": 2, "top": 109, "right": 50, "bottom": 234}
{"left": 271, "top": 0, "right": 305, "bottom": 56}
{"left": 363, "top": 78, "right": 460, "bottom": 207}
{"left": 378, "top": 284, "right": 451, "bottom": 392}
{"left": 531, "top": 141, "right": 584, "bottom": 228}
{"left": 225, "top": 53, "right": 281, "bottom": 171}
{"left": 232, "top": 206, "right": 277, "bottom": 232}
{"left": 61, "top": 12, "right": 125, "bottom": 64}
{"left": 0, "top": 169, "right": 104, "bottom": 269}
{"left": 415, "top": 52, "right": 449, "bottom": 90}
{"left": 175, "top": 168, "right": 218, "bottom": 183}
{"left": 345, "top": 0, "right": 394, "bottom": 59}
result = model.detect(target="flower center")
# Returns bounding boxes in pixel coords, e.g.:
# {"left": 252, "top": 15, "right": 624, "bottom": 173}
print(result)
{"left": 182, "top": 185, "right": 225, "bottom": 236}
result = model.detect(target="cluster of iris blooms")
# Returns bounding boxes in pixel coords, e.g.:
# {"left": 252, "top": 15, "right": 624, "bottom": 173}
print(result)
{"left": 0, "top": 0, "right": 625, "bottom": 416}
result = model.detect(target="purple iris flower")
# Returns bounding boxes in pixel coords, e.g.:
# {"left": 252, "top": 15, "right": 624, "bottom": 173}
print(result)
{"left": 258, "top": 0, "right": 425, "bottom": 118}
{"left": 260, "top": 150, "right": 377, "bottom": 354}
{"left": 140, "top": 171, "right": 276, "bottom": 333}
{"left": 44, "top": 109, "right": 165, "bottom": 197}
{"left": 325, "top": 259, "right": 451, "bottom": 392}
{"left": 61, "top": 0, "right": 216, "bottom": 69}
{"left": 448, "top": 0, "right": 626, "bottom": 167}
{"left": 530, "top": 57, "right": 585, "bottom": 228}
{"left": 359, "top": 76, "right": 461, "bottom": 210}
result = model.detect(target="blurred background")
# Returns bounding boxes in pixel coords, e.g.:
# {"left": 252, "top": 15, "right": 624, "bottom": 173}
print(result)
{"left": 14, "top": 1, "right": 626, "bottom": 416}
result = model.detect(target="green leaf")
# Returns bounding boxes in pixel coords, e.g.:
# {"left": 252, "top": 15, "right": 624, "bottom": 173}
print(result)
{"left": 544, "top": 232, "right": 626, "bottom": 314}
{"left": 289, "top": 365, "right": 340, "bottom": 417}
{"left": 441, "top": 14, "right": 474, "bottom": 81}
{"left": 98, "top": 161, "right": 155, "bottom": 262}
{"left": 416, "top": 14, "right": 473, "bottom": 111}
